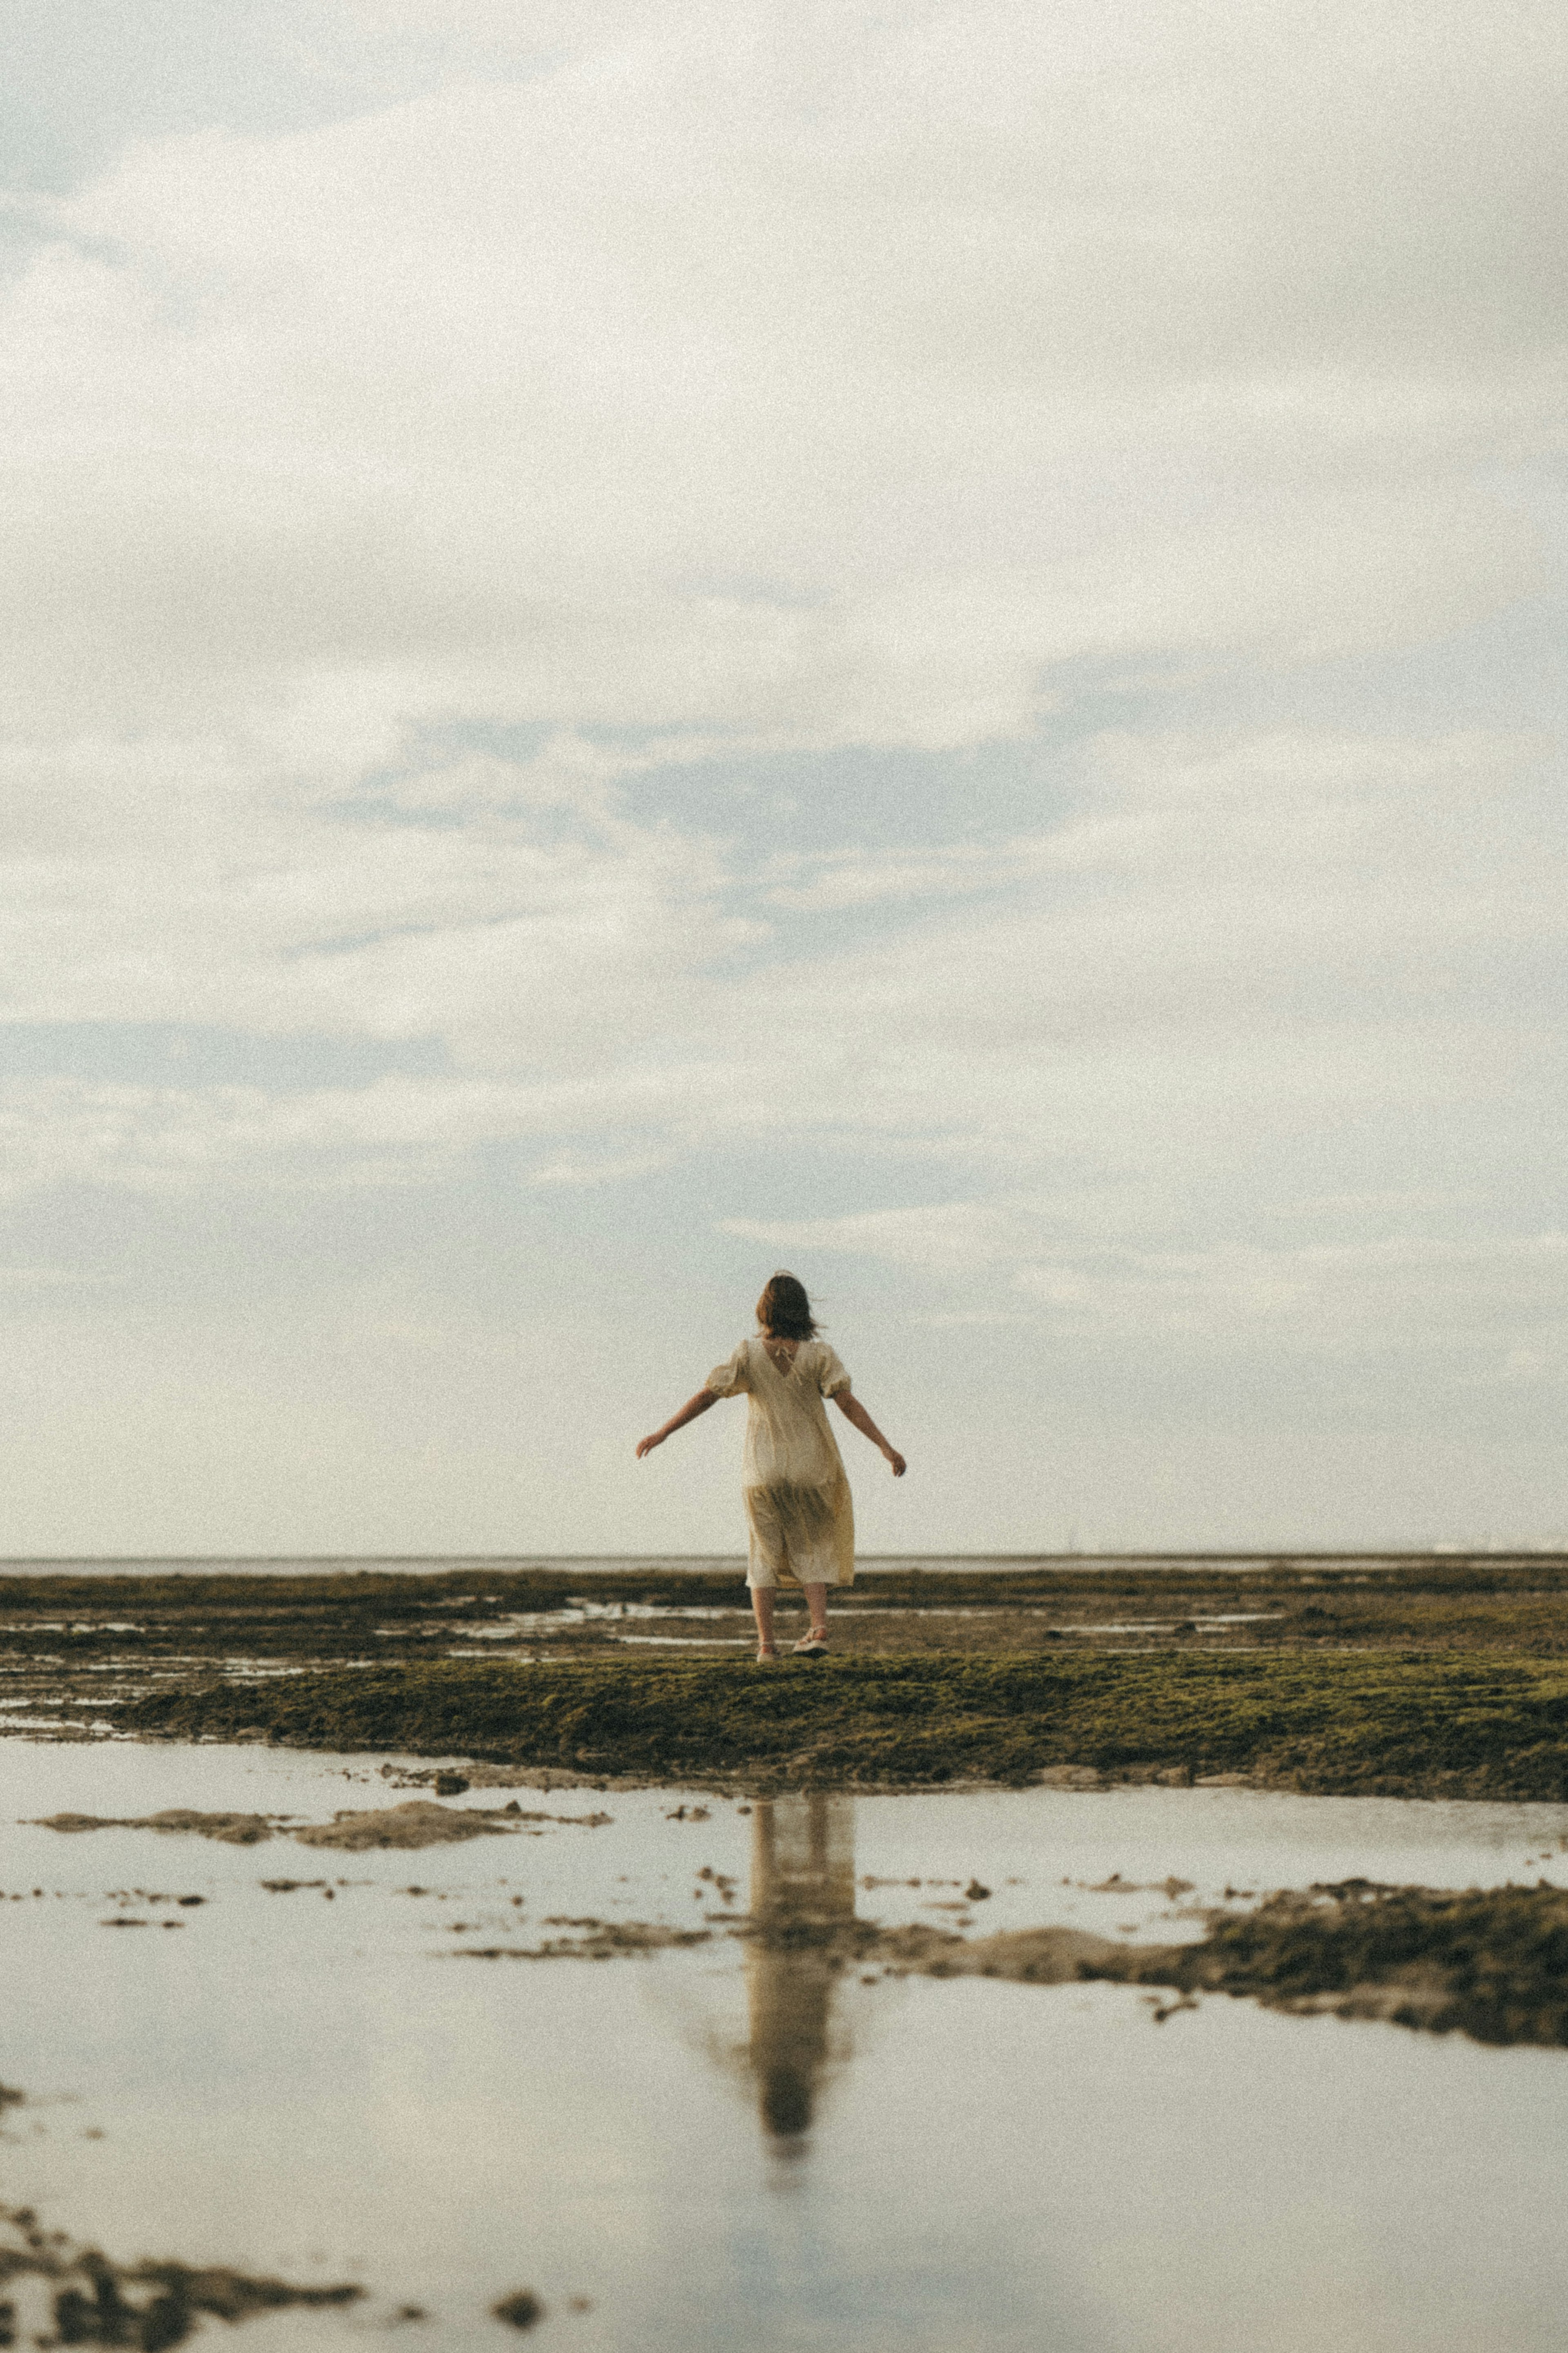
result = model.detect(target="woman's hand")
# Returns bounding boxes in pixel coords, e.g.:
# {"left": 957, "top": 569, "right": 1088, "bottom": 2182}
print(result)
{"left": 884, "top": 1448, "right": 906, "bottom": 1477}
{"left": 635, "top": 1432, "right": 665, "bottom": 1459}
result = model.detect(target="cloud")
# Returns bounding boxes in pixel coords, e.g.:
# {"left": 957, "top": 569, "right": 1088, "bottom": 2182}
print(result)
{"left": 3, "top": 0, "right": 1557, "bottom": 758}
{"left": 724, "top": 1207, "right": 1568, "bottom": 1368}
{"left": 0, "top": 719, "right": 1558, "bottom": 1200}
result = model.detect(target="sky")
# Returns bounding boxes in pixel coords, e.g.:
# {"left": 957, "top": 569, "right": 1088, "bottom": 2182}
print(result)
{"left": 1, "top": 0, "right": 1564, "bottom": 1556}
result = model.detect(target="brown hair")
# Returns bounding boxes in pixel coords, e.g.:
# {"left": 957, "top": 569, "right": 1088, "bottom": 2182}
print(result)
{"left": 755, "top": 1270, "right": 818, "bottom": 1341}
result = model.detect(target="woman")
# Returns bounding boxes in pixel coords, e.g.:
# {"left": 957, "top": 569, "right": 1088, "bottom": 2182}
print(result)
{"left": 636, "top": 1272, "right": 906, "bottom": 1659}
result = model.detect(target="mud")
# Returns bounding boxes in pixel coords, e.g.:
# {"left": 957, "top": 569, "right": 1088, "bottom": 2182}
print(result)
{"left": 29, "top": 1810, "right": 278, "bottom": 1844}
{"left": 293, "top": 1800, "right": 529, "bottom": 1850}
{"left": 0, "top": 2204, "right": 361, "bottom": 2349}
{"left": 110, "top": 1651, "right": 1568, "bottom": 1802}
{"left": 29, "top": 1800, "right": 544, "bottom": 1852}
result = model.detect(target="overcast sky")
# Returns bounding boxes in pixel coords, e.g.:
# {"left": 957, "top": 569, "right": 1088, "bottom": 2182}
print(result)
{"left": 2, "top": 0, "right": 1564, "bottom": 1556}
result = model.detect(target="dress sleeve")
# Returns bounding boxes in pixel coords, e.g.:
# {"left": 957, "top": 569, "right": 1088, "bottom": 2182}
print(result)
{"left": 816, "top": 1345, "right": 851, "bottom": 1397}
{"left": 704, "top": 1341, "right": 752, "bottom": 1398}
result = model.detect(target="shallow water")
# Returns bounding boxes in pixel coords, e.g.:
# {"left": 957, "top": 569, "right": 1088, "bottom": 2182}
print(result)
{"left": 7, "top": 1741, "right": 1568, "bottom": 2351}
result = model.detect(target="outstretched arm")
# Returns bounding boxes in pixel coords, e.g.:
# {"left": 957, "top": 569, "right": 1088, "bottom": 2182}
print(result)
{"left": 636, "top": 1387, "right": 721, "bottom": 1459}
{"left": 833, "top": 1389, "right": 906, "bottom": 1476}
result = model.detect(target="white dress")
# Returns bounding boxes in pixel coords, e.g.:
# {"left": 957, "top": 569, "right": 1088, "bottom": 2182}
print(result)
{"left": 704, "top": 1337, "right": 856, "bottom": 1590}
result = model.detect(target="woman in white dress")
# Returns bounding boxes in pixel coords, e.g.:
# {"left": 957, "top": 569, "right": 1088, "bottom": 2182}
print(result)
{"left": 636, "top": 1272, "right": 906, "bottom": 1660}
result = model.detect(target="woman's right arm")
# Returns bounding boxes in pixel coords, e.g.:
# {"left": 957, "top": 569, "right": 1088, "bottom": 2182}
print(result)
{"left": 636, "top": 1388, "right": 721, "bottom": 1458}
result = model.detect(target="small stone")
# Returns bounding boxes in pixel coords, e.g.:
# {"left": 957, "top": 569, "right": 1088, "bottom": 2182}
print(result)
{"left": 434, "top": 1773, "right": 470, "bottom": 1796}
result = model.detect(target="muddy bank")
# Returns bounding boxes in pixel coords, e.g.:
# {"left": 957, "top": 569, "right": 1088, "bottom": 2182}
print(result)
{"left": 117, "top": 1652, "right": 1568, "bottom": 1800}
{"left": 0, "top": 2201, "right": 361, "bottom": 2348}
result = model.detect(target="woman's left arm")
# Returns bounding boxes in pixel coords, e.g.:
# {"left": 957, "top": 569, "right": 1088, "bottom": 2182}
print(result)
{"left": 833, "top": 1390, "right": 906, "bottom": 1476}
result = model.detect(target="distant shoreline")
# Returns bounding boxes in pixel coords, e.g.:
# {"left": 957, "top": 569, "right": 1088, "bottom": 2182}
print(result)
{"left": 4, "top": 1549, "right": 1568, "bottom": 1577}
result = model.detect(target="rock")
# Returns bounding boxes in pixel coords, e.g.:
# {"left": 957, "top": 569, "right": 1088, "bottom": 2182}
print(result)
{"left": 1035, "top": 1766, "right": 1101, "bottom": 1789}
{"left": 433, "top": 1773, "right": 470, "bottom": 1796}
{"left": 492, "top": 2291, "right": 545, "bottom": 2329}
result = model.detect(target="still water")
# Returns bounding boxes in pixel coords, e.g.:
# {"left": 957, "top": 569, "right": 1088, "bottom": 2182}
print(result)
{"left": 7, "top": 1741, "right": 1568, "bottom": 2351}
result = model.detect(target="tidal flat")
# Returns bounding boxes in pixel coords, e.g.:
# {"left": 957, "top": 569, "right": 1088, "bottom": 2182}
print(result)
{"left": 7, "top": 1559, "right": 1568, "bottom": 2347}
{"left": 9, "top": 1555, "right": 1568, "bottom": 1798}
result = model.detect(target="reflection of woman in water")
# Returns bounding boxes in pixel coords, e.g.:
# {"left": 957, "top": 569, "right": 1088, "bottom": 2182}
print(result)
{"left": 744, "top": 1794, "right": 858, "bottom": 2148}
{"left": 636, "top": 1272, "right": 906, "bottom": 1660}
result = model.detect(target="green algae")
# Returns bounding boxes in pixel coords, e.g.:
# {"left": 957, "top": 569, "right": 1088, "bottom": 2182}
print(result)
{"left": 116, "top": 1650, "right": 1568, "bottom": 1798}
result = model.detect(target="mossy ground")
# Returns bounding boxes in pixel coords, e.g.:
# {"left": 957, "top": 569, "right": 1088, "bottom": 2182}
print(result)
{"left": 117, "top": 1649, "right": 1568, "bottom": 1798}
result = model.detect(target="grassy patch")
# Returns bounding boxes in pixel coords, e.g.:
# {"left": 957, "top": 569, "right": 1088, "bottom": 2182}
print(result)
{"left": 118, "top": 1650, "right": 1568, "bottom": 1798}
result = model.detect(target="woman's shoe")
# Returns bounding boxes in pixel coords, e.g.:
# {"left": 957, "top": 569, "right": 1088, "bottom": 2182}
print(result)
{"left": 756, "top": 1644, "right": 779, "bottom": 1662}
{"left": 793, "top": 1633, "right": 829, "bottom": 1656}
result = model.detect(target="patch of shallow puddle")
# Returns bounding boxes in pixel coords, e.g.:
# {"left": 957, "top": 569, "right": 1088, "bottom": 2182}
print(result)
{"left": 6, "top": 1740, "right": 1568, "bottom": 2351}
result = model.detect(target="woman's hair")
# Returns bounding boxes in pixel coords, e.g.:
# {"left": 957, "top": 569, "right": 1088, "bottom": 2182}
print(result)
{"left": 755, "top": 1270, "right": 818, "bottom": 1340}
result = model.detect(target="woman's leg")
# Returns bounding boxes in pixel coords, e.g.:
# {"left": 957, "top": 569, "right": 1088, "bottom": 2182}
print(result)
{"left": 802, "top": 1582, "right": 829, "bottom": 1641}
{"left": 751, "top": 1586, "right": 777, "bottom": 1655}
